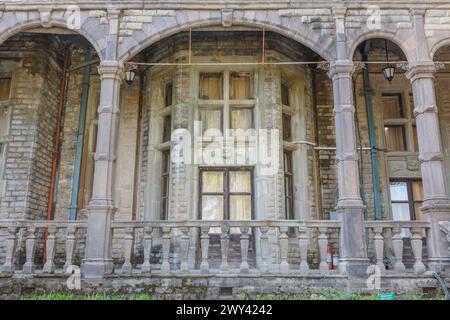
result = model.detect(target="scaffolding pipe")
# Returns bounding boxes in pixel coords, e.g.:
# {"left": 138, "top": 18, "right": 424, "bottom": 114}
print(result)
{"left": 69, "top": 48, "right": 92, "bottom": 220}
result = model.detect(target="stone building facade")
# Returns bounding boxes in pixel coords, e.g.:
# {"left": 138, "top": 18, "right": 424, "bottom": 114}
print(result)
{"left": 0, "top": 1, "right": 450, "bottom": 297}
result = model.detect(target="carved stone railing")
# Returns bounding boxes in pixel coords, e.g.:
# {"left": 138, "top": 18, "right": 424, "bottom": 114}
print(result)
{"left": 0, "top": 220, "right": 87, "bottom": 275}
{"left": 365, "top": 220, "right": 430, "bottom": 275}
{"left": 111, "top": 220, "right": 341, "bottom": 275}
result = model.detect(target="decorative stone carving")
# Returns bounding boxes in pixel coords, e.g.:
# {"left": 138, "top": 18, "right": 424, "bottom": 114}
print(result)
{"left": 406, "top": 158, "right": 420, "bottom": 171}
{"left": 221, "top": 9, "right": 233, "bottom": 27}
{"left": 39, "top": 9, "right": 53, "bottom": 28}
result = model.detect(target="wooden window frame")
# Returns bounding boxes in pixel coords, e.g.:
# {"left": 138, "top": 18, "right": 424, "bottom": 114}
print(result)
{"left": 390, "top": 179, "right": 423, "bottom": 220}
{"left": 198, "top": 166, "right": 254, "bottom": 221}
{"left": 384, "top": 124, "right": 407, "bottom": 152}
{"left": 160, "top": 149, "right": 171, "bottom": 220}
{"left": 284, "top": 150, "right": 294, "bottom": 220}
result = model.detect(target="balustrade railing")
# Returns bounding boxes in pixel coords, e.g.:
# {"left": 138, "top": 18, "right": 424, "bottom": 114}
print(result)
{"left": 110, "top": 220, "right": 341, "bottom": 275}
{"left": 0, "top": 219, "right": 435, "bottom": 277}
{"left": 365, "top": 220, "right": 430, "bottom": 275}
{"left": 0, "top": 220, "right": 87, "bottom": 275}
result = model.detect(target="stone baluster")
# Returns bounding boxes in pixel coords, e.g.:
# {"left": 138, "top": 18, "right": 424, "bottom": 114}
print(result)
{"left": 23, "top": 227, "right": 37, "bottom": 274}
{"left": 180, "top": 227, "right": 190, "bottom": 273}
{"left": 279, "top": 227, "right": 289, "bottom": 274}
{"left": 43, "top": 227, "right": 57, "bottom": 273}
{"left": 161, "top": 227, "right": 171, "bottom": 274}
{"left": 2, "top": 227, "right": 18, "bottom": 273}
{"left": 200, "top": 227, "right": 210, "bottom": 273}
{"left": 411, "top": 227, "right": 426, "bottom": 275}
{"left": 63, "top": 226, "right": 76, "bottom": 273}
{"left": 392, "top": 226, "right": 406, "bottom": 273}
{"left": 141, "top": 226, "right": 153, "bottom": 273}
{"left": 259, "top": 227, "right": 269, "bottom": 273}
{"left": 318, "top": 227, "right": 329, "bottom": 274}
{"left": 298, "top": 227, "right": 309, "bottom": 273}
{"left": 121, "top": 227, "right": 134, "bottom": 274}
{"left": 220, "top": 227, "right": 230, "bottom": 272}
{"left": 372, "top": 227, "right": 385, "bottom": 274}
{"left": 240, "top": 226, "right": 250, "bottom": 274}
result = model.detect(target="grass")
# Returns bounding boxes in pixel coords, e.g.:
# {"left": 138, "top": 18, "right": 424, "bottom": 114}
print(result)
{"left": 22, "top": 291, "right": 447, "bottom": 300}
{"left": 24, "top": 293, "right": 159, "bottom": 300}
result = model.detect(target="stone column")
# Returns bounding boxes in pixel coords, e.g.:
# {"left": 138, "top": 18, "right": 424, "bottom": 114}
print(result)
{"left": 82, "top": 9, "right": 122, "bottom": 278}
{"left": 329, "top": 8, "right": 368, "bottom": 276}
{"left": 329, "top": 61, "right": 369, "bottom": 276}
{"left": 406, "top": 63, "right": 450, "bottom": 272}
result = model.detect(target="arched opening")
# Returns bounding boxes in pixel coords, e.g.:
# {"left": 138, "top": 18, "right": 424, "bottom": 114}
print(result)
{"left": 0, "top": 27, "right": 101, "bottom": 223}
{"left": 352, "top": 39, "right": 422, "bottom": 269}
{"left": 114, "top": 27, "right": 340, "bottom": 269}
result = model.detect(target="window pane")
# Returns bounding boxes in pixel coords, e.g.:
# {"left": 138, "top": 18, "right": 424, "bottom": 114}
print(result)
{"left": 231, "top": 108, "right": 253, "bottom": 130}
{"left": 229, "top": 195, "right": 251, "bottom": 220}
{"left": 284, "top": 151, "right": 292, "bottom": 173}
{"left": 199, "top": 73, "right": 222, "bottom": 100}
{"left": 0, "top": 78, "right": 11, "bottom": 101}
{"left": 0, "top": 108, "right": 7, "bottom": 137}
{"left": 385, "top": 126, "right": 406, "bottom": 151}
{"left": 282, "top": 113, "right": 292, "bottom": 141}
{"left": 382, "top": 94, "right": 404, "bottom": 119}
{"left": 412, "top": 181, "right": 424, "bottom": 202}
{"left": 165, "top": 81, "right": 173, "bottom": 106}
{"left": 390, "top": 181, "right": 408, "bottom": 201}
{"left": 229, "top": 171, "right": 251, "bottom": 192}
{"left": 202, "top": 171, "right": 223, "bottom": 193}
{"left": 162, "top": 114, "right": 171, "bottom": 142}
{"left": 281, "top": 82, "right": 290, "bottom": 106}
{"left": 392, "top": 203, "right": 411, "bottom": 221}
{"left": 200, "top": 109, "right": 223, "bottom": 134}
{"left": 412, "top": 125, "right": 419, "bottom": 152}
{"left": 202, "top": 195, "right": 224, "bottom": 220}
{"left": 230, "top": 72, "right": 253, "bottom": 100}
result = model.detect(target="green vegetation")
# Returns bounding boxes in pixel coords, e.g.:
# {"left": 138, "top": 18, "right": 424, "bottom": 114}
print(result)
{"left": 21, "top": 290, "right": 447, "bottom": 300}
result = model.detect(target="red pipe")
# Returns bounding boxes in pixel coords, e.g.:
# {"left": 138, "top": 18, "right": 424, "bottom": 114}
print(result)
{"left": 47, "top": 48, "right": 70, "bottom": 221}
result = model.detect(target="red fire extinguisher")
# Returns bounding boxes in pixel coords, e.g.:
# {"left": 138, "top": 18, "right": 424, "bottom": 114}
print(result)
{"left": 326, "top": 245, "right": 333, "bottom": 270}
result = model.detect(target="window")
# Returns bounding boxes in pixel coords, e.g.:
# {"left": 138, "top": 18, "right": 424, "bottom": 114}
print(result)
{"left": 282, "top": 113, "right": 292, "bottom": 142}
{"left": 0, "top": 107, "right": 8, "bottom": 192}
{"left": 284, "top": 151, "right": 294, "bottom": 220}
{"left": 199, "top": 167, "right": 253, "bottom": 233}
{"left": 198, "top": 71, "right": 255, "bottom": 135}
{"left": 162, "top": 114, "right": 172, "bottom": 142}
{"left": 281, "top": 82, "right": 290, "bottom": 106}
{"left": 0, "top": 77, "right": 11, "bottom": 101}
{"left": 382, "top": 93, "right": 418, "bottom": 152}
{"left": 160, "top": 150, "right": 171, "bottom": 220}
{"left": 390, "top": 180, "right": 424, "bottom": 221}
{"left": 165, "top": 81, "right": 173, "bottom": 107}
{"left": 384, "top": 125, "right": 406, "bottom": 151}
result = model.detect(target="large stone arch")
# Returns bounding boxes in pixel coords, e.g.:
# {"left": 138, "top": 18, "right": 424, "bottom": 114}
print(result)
{"left": 347, "top": 29, "right": 415, "bottom": 62}
{"left": 0, "top": 10, "right": 108, "bottom": 58}
{"left": 118, "top": 9, "right": 336, "bottom": 62}
{"left": 429, "top": 36, "right": 450, "bottom": 60}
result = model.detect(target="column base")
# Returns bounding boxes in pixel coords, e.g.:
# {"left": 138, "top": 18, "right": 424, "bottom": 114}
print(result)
{"left": 81, "top": 258, "right": 114, "bottom": 279}
{"left": 338, "top": 258, "right": 370, "bottom": 278}
{"left": 422, "top": 202, "right": 450, "bottom": 275}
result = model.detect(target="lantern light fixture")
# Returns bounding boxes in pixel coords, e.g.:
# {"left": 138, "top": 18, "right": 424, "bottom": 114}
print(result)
{"left": 125, "top": 65, "right": 137, "bottom": 85}
{"left": 382, "top": 39, "right": 395, "bottom": 83}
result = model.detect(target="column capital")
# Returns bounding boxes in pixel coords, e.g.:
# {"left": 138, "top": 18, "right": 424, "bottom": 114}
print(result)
{"left": 97, "top": 60, "right": 125, "bottom": 81}
{"left": 328, "top": 60, "right": 354, "bottom": 79}
{"left": 405, "top": 62, "right": 439, "bottom": 82}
